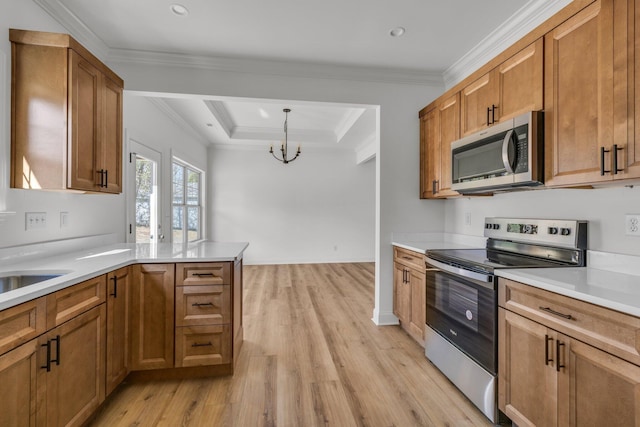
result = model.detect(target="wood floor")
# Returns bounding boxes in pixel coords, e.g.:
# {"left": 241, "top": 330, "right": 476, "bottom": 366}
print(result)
{"left": 90, "top": 263, "right": 492, "bottom": 426}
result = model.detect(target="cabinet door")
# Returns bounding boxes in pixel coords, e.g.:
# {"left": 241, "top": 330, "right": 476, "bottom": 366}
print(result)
{"left": 626, "top": 0, "right": 640, "bottom": 179}
{"left": 130, "top": 264, "right": 175, "bottom": 370}
{"left": 0, "top": 339, "right": 42, "bottom": 427}
{"left": 408, "top": 268, "right": 426, "bottom": 345}
{"left": 436, "top": 93, "right": 460, "bottom": 197}
{"left": 68, "top": 50, "right": 101, "bottom": 192}
{"left": 393, "top": 263, "right": 410, "bottom": 324}
{"left": 461, "top": 72, "right": 497, "bottom": 136}
{"left": 544, "top": 0, "right": 617, "bottom": 186}
{"left": 43, "top": 305, "right": 106, "bottom": 427}
{"left": 106, "top": 266, "right": 130, "bottom": 396}
{"left": 497, "top": 38, "right": 544, "bottom": 122}
{"left": 499, "top": 308, "right": 558, "bottom": 427}
{"left": 556, "top": 337, "right": 640, "bottom": 426}
{"left": 100, "top": 76, "right": 123, "bottom": 194}
{"left": 420, "top": 108, "right": 440, "bottom": 199}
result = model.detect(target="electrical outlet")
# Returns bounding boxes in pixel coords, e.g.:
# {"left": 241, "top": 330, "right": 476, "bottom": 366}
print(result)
{"left": 25, "top": 212, "right": 47, "bottom": 230}
{"left": 625, "top": 214, "right": 640, "bottom": 236}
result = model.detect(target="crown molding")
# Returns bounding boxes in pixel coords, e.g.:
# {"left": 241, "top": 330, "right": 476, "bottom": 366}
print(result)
{"left": 335, "top": 109, "right": 366, "bottom": 143}
{"left": 32, "top": 0, "right": 110, "bottom": 60}
{"left": 146, "top": 98, "right": 210, "bottom": 145}
{"left": 355, "top": 133, "right": 377, "bottom": 164}
{"left": 443, "top": 0, "right": 572, "bottom": 89}
{"left": 107, "top": 49, "right": 444, "bottom": 86}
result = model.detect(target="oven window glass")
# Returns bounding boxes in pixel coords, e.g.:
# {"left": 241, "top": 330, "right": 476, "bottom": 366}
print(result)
{"left": 434, "top": 276, "right": 479, "bottom": 333}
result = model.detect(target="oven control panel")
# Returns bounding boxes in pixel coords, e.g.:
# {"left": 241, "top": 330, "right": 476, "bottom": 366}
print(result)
{"left": 484, "top": 218, "right": 587, "bottom": 249}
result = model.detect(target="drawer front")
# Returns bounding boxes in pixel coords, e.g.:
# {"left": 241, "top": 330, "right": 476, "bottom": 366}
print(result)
{"left": 0, "top": 298, "right": 46, "bottom": 355}
{"left": 46, "top": 275, "right": 106, "bottom": 329}
{"left": 176, "top": 285, "right": 231, "bottom": 327}
{"left": 176, "top": 263, "right": 231, "bottom": 287}
{"left": 499, "top": 278, "right": 640, "bottom": 366}
{"left": 175, "top": 325, "right": 231, "bottom": 367}
{"left": 393, "top": 247, "right": 425, "bottom": 271}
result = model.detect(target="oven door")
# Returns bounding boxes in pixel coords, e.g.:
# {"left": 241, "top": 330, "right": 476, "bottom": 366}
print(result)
{"left": 425, "top": 257, "right": 497, "bottom": 374}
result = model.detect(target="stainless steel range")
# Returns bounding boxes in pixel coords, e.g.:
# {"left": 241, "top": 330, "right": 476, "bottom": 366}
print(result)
{"left": 424, "top": 218, "right": 587, "bottom": 423}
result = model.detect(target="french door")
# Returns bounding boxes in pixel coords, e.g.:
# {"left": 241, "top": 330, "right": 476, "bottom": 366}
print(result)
{"left": 127, "top": 140, "right": 162, "bottom": 243}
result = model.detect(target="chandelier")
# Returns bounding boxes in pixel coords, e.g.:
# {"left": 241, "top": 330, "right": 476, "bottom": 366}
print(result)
{"left": 269, "top": 108, "right": 301, "bottom": 164}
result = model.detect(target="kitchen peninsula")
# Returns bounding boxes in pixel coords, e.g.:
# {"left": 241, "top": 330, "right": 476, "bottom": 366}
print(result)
{"left": 0, "top": 240, "right": 248, "bottom": 427}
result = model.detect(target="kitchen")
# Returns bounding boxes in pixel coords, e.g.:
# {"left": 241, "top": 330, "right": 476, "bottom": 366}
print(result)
{"left": 1, "top": 0, "right": 640, "bottom": 425}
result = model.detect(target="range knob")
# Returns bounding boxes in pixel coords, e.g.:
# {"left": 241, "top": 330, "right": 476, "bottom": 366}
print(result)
{"left": 493, "top": 224, "right": 500, "bottom": 230}
{"left": 560, "top": 228, "right": 571, "bottom": 236}
{"left": 548, "top": 227, "right": 559, "bottom": 235}
{"left": 485, "top": 223, "right": 493, "bottom": 229}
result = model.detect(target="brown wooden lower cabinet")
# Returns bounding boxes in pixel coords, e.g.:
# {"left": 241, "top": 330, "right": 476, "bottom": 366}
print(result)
{"left": 130, "top": 264, "right": 175, "bottom": 371}
{"left": 41, "top": 305, "right": 106, "bottom": 427}
{"left": 0, "top": 338, "right": 41, "bottom": 426}
{"left": 392, "top": 247, "right": 426, "bottom": 345}
{"left": 105, "top": 266, "right": 131, "bottom": 396}
{"left": 499, "top": 286, "right": 640, "bottom": 426}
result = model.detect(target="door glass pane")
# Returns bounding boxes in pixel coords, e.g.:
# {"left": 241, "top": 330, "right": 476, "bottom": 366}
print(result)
{"left": 187, "top": 206, "right": 200, "bottom": 241}
{"left": 172, "top": 163, "right": 184, "bottom": 204}
{"left": 135, "top": 157, "right": 154, "bottom": 243}
{"left": 187, "top": 169, "right": 200, "bottom": 205}
{"left": 173, "top": 205, "right": 184, "bottom": 244}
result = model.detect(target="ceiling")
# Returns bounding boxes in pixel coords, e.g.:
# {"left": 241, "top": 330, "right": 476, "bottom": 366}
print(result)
{"left": 34, "top": 0, "right": 566, "bottom": 157}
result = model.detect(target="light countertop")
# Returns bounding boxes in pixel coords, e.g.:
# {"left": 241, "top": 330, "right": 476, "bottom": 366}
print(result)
{"left": 392, "top": 232, "right": 486, "bottom": 254}
{"left": 0, "top": 241, "right": 249, "bottom": 311}
{"left": 496, "top": 266, "right": 640, "bottom": 318}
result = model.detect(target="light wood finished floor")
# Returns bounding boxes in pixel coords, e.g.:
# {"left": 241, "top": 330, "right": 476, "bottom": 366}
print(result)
{"left": 90, "top": 263, "right": 492, "bottom": 426}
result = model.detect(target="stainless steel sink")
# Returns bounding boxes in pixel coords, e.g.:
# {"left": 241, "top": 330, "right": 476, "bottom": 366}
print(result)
{"left": 0, "top": 274, "right": 63, "bottom": 294}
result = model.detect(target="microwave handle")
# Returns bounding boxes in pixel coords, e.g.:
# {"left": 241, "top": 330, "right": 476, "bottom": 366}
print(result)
{"left": 501, "top": 129, "right": 517, "bottom": 174}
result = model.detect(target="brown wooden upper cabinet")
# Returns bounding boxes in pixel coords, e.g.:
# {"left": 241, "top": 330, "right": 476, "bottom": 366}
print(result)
{"left": 545, "top": 0, "right": 640, "bottom": 187}
{"left": 419, "top": 93, "right": 460, "bottom": 199}
{"left": 461, "top": 38, "right": 544, "bottom": 137}
{"left": 10, "top": 29, "right": 123, "bottom": 193}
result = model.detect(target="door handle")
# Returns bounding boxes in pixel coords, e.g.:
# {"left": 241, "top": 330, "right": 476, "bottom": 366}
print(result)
{"left": 556, "top": 340, "right": 566, "bottom": 372}
{"left": 41, "top": 340, "right": 52, "bottom": 372}
{"left": 613, "top": 144, "right": 624, "bottom": 174}
{"left": 544, "top": 335, "right": 553, "bottom": 365}
{"left": 501, "top": 129, "right": 516, "bottom": 174}
{"left": 51, "top": 335, "right": 60, "bottom": 366}
{"left": 110, "top": 276, "right": 118, "bottom": 298}
{"left": 600, "top": 147, "right": 611, "bottom": 175}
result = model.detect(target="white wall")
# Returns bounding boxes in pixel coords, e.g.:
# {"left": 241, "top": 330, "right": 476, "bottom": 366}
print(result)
{"left": 209, "top": 146, "right": 375, "bottom": 264}
{"left": 123, "top": 95, "right": 208, "bottom": 243}
{"left": 0, "top": 1, "right": 125, "bottom": 248}
{"left": 445, "top": 186, "right": 640, "bottom": 256}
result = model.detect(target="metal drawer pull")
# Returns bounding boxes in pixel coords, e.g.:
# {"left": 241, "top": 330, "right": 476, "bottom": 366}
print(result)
{"left": 193, "top": 273, "right": 215, "bottom": 277}
{"left": 556, "top": 340, "right": 566, "bottom": 372}
{"left": 544, "top": 335, "right": 553, "bottom": 365}
{"left": 600, "top": 147, "right": 611, "bottom": 175}
{"left": 539, "top": 306, "right": 573, "bottom": 320}
{"left": 41, "top": 341, "right": 52, "bottom": 372}
{"left": 192, "top": 302, "right": 214, "bottom": 307}
{"left": 192, "top": 342, "right": 213, "bottom": 347}
{"left": 110, "top": 276, "right": 118, "bottom": 298}
{"left": 51, "top": 335, "right": 60, "bottom": 366}
{"left": 401, "top": 256, "right": 413, "bottom": 260}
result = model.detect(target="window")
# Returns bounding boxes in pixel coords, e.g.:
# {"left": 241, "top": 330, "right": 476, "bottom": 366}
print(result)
{"left": 172, "top": 159, "right": 203, "bottom": 244}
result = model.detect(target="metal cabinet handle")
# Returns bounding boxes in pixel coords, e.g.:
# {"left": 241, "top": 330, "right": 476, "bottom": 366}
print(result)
{"left": 544, "top": 335, "right": 553, "bottom": 365}
{"left": 51, "top": 335, "right": 60, "bottom": 366}
{"left": 600, "top": 147, "right": 611, "bottom": 175}
{"left": 193, "top": 273, "right": 215, "bottom": 277}
{"left": 614, "top": 144, "right": 624, "bottom": 174}
{"left": 539, "top": 306, "right": 573, "bottom": 320}
{"left": 491, "top": 104, "right": 497, "bottom": 124}
{"left": 401, "top": 256, "right": 412, "bottom": 260}
{"left": 192, "top": 302, "right": 214, "bottom": 307}
{"left": 487, "top": 107, "right": 491, "bottom": 126}
{"left": 191, "top": 342, "right": 212, "bottom": 347}
{"left": 41, "top": 340, "right": 52, "bottom": 372}
{"left": 556, "top": 340, "right": 566, "bottom": 372}
{"left": 110, "top": 276, "right": 118, "bottom": 298}
{"left": 104, "top": 170, "right": 108, "bottom": 187}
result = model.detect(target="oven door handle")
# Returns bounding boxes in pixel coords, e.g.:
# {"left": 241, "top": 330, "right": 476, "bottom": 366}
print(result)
{"left": 425, "top": 257, "right": 494, "bottom": 289}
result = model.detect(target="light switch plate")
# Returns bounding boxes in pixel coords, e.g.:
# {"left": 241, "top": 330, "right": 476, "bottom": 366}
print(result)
{"left": 25, "top": 212, "right": 47, "bottom": 230}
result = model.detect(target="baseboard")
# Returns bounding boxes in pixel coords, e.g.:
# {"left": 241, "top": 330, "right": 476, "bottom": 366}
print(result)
{"left": 371, "top": 308, "right": 399, "bottom": 326}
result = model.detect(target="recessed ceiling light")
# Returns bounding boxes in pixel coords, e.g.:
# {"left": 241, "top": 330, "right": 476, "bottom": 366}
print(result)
{"left": 389, "top": 27, "right": 406, "bottom": 38}
{"left": 206, "top": 123, "right": 213, "bottom": 127}
{"left": 170, "top": 4, "right": 189, "bottom": 16}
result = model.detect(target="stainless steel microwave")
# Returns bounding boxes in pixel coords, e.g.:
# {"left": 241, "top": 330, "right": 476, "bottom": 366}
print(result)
{"left": 451, "top": 111, "right": 543, "bottom": 194}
